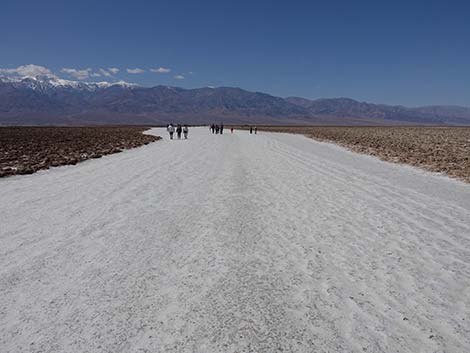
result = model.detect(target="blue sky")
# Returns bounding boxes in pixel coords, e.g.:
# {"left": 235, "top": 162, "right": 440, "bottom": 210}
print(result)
{"left": 1, "top": 0, "right": 469, "bottom": 106}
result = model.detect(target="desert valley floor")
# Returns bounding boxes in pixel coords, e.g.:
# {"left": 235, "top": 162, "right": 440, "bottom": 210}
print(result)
{"left": 1, "top": 127, "right": 469, "bottom": 353}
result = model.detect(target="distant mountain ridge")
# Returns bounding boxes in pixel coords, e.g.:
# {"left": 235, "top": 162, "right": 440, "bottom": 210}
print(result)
{"left": 285, "top": 97, "right": 470, "bottom": 125}
{"left": 1, "top": 76, "right": 470, "bottom": 125}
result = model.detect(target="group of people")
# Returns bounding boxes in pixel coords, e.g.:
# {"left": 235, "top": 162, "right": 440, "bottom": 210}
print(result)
{"left": 166, "top": 123, "right": 258, "bottom": 140}
{"left": 166, "top": 124, "right": 189, "bottom": 140}
{"left": 210, "top": 124, "right": 258, "bottom": 134}
{"left": 210, "top": 123, "right": 232, "bottom": 134}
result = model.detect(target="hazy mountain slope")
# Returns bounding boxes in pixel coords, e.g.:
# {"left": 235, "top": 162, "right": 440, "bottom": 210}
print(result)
{"left": 413, "top": 105, "right": 470, "bottom": 123}
{"left": 286, "top": 97, "right": 470, "bottom": 125}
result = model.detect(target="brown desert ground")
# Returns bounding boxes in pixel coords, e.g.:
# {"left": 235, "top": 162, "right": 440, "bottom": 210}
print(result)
{"left": 236, "top": 126, "right": 470, "bottom": 183}
{"left": 0, "top": 126, "right": 160, "bottom": 177}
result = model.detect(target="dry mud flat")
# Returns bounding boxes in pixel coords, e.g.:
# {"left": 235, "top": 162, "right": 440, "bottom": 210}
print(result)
{"left": 1, "top": 128, "right": 470, "bottom": 352}
{"left": 0, "top": 126, "right": 160, "bottom": 177}
{"left": 247, "top": 126, "right": 470, "bottom": 183}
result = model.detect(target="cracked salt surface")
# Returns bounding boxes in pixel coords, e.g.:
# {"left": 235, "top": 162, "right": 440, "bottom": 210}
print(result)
{"left": 1, "top": 127, "right": 469, "bottom": 352}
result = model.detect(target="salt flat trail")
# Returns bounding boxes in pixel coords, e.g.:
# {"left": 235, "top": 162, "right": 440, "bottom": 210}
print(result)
{"left": 1, "top": 127, "right": 470, "bottom": 353}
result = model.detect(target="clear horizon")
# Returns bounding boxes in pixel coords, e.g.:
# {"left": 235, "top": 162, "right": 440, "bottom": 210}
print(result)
{"left": 2, "top": 0, "right": 469, "bottom": 106}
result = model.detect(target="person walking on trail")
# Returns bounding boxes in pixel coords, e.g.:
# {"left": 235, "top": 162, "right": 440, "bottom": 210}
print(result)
{"left": 167, "top": 124, "right": 175, "bottom": 140}
{"left": 254, "top": 126, "right": 258, "bottom": 134}
{"left": 215, "top": 125, "right": 220, "bottom": 134}
{"left": 210, "top": 124, "right": 215, "bottom": 134}
{"left": 183, "top": 125, "right": 189, "bottom": 139}
{"left": 250, "top": 126, "right": 253, "bottom": 134}
{"left": 220, "top": 124, "right": 224, "bottom": 134}
{"left": 231, "top": 127, "right": 234, "bottom": 134}
{"left": 176, "top": 124, "right": 182, "bottom": 139}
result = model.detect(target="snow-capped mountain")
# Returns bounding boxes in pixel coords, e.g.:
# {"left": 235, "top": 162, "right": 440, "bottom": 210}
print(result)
{"left": 1, "top": 75, "right": 470, "bottom": 126}
{"left": 0, "top": 75, "right": 138, "bottom": 92}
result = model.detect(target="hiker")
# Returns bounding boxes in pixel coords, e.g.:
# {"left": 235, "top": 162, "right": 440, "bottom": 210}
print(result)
{"left": 167, "top": 123, "right": 175, "bottom": 139}
{"left": 183, "top": 125, "right": 189, "bottom": 139}
{"left": 176, "top": 124, "right": 182, "bottom": 139}
{"left": 231, "top": 127, "right": 234, "bottom": 134}
{"left": 215, "top": 125, "right": 220, "bottom": 134}
{"left": 210, "top": 124, "right": 215, "bottom": 134}
{"left": 250, "top": 126, "right": 253, "bottom": 134}
{"left": 220, "top": 124, "right": 224, "bottom": 134}
{"left": 254, "top": 126, "right": 257, "bottom": 134}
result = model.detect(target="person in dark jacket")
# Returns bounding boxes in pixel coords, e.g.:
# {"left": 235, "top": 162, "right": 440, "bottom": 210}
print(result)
{"left": 215, "top": 125, "right": 220, "bottom": 134}
{"left": 176, "top": 124, "right": 182, "bottom": 139}
{"left": 220, "top": 124, "right": 224, "bottom": 134}
{"left": 250, "top": 126, "right": 253, "bottom": 134}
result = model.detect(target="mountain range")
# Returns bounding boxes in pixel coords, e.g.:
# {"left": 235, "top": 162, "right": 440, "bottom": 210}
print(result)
{"left": 1, "top": 76, "right": 470, "bottom": 126}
